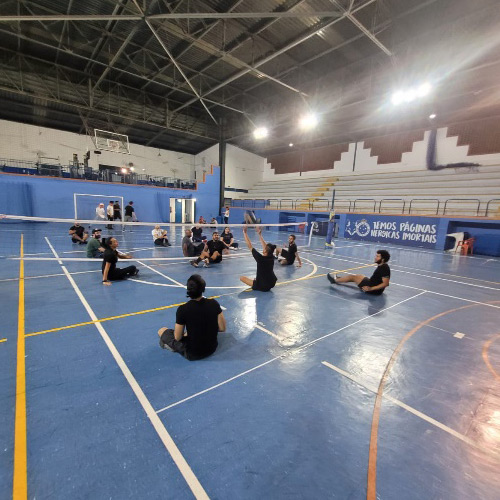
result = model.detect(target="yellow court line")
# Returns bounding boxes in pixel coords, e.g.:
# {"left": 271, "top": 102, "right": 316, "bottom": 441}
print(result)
{"left": 0, "top": 338, "right": 7, "bottom": 343}
{"left": 13, "top": 234, "right": 27, "bottom": 499}
{"left": 24, "top": 264, "right": 371, "bottom": 339}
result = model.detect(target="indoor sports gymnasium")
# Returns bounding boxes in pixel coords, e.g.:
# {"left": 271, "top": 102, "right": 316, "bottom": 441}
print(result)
{"left": 1, "top": 1, "right": 499, "bottom": 499}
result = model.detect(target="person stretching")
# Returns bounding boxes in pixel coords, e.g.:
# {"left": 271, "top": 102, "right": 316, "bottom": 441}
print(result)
{"left": 327, "top": 249, "right": 391, "bottom": 295}
{"left": 102, "top": 237, "right": 139, "bottom": 285}
{"left": 158, "top": 274, "right": 226, "bottom": 360}
{"left": 275, "top": 234, "right": 302, "bottom": 267}
{"left": 191, "top": 231, "right": 224, "bottom": 267}
{"left": 240, "top": 226, "right": 277, "bottom": 292}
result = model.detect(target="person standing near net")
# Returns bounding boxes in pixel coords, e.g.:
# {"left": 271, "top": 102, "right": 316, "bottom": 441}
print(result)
{"left": 124, "top": 201, "right": 135, "bottom": 222}
{"left": 95, "top": 203, "right": 106, "bottom": 225}
{"left": 113, "top": 200, "right": 122, "bottom": 221}
{"left": 224, "top": 206, "right": 230, "bottom": 224}
{"left": 87, "top": 228, "right": 105, "bottom": 258}
{"left": 240, "top": 226, "right": 277, "bottom": 292}
{"left": 157, "top": 274, "right": 226, "bottom": 360}
{"left": 107, "top": 201, "right": 114, "bottom": 229}
{"left": 69, "top": 221, "right": 88, "bottom": 244}
{"left": 327, "top": 250, "right": 391, "bottom": 295}
{"left": 102, "top": 237, "right": 139, "bottom": 285}
{"left": 275, "top": 234, "right": 302, "bottom": 267}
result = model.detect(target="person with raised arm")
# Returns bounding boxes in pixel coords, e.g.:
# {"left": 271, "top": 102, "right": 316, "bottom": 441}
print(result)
{"left": 239, "top": 226, "right": 277, "bottom": 292}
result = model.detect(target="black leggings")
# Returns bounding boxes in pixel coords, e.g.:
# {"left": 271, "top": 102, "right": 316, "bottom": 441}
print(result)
{"left": 108, "top": 265, "right": 137, "bottom": 281}
{"left": 154, "top": 238, "right": 169, "bottom": 246}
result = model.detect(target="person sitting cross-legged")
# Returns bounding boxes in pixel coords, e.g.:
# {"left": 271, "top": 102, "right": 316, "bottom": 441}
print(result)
{"left": 152, "top": 225, "right": 171, "bottom": 246}
{"left": 158, "top": 274, "right": 226, "bottom": 360}
{"left": 327, "top": 249, "right": 391, "bottom": 295}
{"left": 87, "top": 228, "right": 105, "bottom": 258}
{"left": 221, "top": 226, "right": 238, "bottom": 254}
{"left": 69, "top": 221, "right": 88, "bottom": 244}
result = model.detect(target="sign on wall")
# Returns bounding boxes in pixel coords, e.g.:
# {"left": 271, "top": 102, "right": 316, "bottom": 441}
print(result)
{"left": 344, "top": 215, "right": 438, "bottom": 248}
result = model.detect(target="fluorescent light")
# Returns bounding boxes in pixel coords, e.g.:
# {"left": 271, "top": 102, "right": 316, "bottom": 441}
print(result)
{"left": 392, "top": 82, "right": 433, "bottom": 106}
{"left": 289, "top": 143, "right": 294, "bottom": 147}
{"left": 417, "top": 82, "right": 432, "bottom": 97}
{"left": 121, "top": 167, "right": 127, "bottom": 174}
{"left": 299, "top": 113, "right": 318, "bottom": 130}
{"left": 429, "top": 113, "right": 436, "bottom": 119}
{"left": 253, "top": 127, "right": 269, "bottom": 139}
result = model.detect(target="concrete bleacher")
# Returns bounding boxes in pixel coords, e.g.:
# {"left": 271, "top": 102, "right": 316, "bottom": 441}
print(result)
{"left": 241, "top": 166, "right": 500, "bottom": 217}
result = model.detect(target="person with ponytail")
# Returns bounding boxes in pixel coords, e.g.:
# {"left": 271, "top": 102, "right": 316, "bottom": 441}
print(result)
{"left": 240, "top": 226, "right": 277, "bottom": 292}
{"left": 157, "top": 274, "right": 226, "bottom": 360}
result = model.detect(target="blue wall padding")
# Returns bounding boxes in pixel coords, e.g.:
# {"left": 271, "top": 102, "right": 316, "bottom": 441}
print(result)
{"left": 0, "top": 167, "right": 220, "bottom": 222}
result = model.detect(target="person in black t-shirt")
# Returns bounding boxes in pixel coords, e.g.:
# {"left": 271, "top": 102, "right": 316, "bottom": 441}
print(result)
{"left": 221, "top": 226, "right": 238, "bottom": 254}
{"left": 101, "top": 237, "right": 138, "bottom": 285}
{"left": 191, "top": 232, "right": 224, "bottom": 267}
{"left": 158, "top": 274, "right": 226, "bottom": 360}
{"left": 69, "top": 221, "right": 88, "bottom": 244}
{"left": 191, "top": 225, "right": 205, "bottom": 242}
{"left": 240, "top": 226, "right": 277, "bottom": 292}
{"left": 124, "top": 201, "right": 135, "bottom": 222}
{"left": 275, "top": 234, "right": 302, "bottom": 267}
{"left": 113, "top": 201, "right": 121, "bottom": 221}
{"left": 327, "top": 249, "right": 391, "bottom": 295}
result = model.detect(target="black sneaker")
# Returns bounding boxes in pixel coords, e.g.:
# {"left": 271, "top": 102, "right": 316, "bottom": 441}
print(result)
{"left": 132, "top": 269, "right": 139, "bottom": 277}
{"left": 327, "top": 273, "right": 336, "bottom": 284}
{"left": 190, "top": 260, "right": 198, "bottom": 267}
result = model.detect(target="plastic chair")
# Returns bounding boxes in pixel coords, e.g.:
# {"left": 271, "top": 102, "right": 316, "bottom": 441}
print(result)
{"left": 455, "top": 238, "right": 475, "bottom": 255}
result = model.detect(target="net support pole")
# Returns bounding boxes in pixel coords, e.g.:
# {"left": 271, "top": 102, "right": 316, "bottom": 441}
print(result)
{"left": 325, "top": 189, "right": 336, "bottom": 247}
{"left": 307, "top": 222, "right": 314, "bottom": 247}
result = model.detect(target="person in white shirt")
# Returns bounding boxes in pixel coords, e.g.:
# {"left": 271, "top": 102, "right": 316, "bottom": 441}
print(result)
{"left": 152, "top": 225, "right": 171, "bottom": 246}
{"left": 224, "top": 206, "right": 229, "bottom": 224}
{"left": 106, "top": 201, "right": 114, "bottom": 229}
{"left": 95, "top": 203, "right": 106, "bottom": 224}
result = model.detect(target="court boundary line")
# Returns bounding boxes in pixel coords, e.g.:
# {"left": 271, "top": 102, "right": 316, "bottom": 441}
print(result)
{"left": 254, "top": 324, "right": 281, "bottom": 340}
{"left": 156, "top": 292, "right": 426, "bottom": 414}
{"left": 304, "top": 250, "right": 500, "bottom": 292}
{"left": 321, "top": 361, "right": 500, "bottom": 460}
{"left": 13, "top": 234, "right": 27, "bottom": 499}
{"left": 44, "top": 236, "right": 209, "bottom": 499}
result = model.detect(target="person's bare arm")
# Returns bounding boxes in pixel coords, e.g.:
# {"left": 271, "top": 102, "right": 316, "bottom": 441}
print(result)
{"left": 255, "top": 226, "right": 266, "bottom": 251}
{"left": 102, "top": 262, "right": 111, "bottom": 285}
{"left": 296, "top": 251, "right": 302, "bottom": 267}
{"left": 362, "top": 277, "right": 389, "bottom": 292}
{"left": 218, "top": 312, "right": 226, "bottom": 332}
{"left": 118, "top": 252, "right": 132, "bottom": 259}
{"left": 69, "top": 229, "right": 75, "bottom": 235}
{"left": 242, "top": 226, "right": 252, "bottom": 250}
{"left": 174, "top": 323, "right": 185, "bottom": 341}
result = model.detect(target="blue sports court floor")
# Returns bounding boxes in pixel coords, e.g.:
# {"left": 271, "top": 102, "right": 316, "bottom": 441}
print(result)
{"left": 1, "top": 222, "right": 499, "bottom": 499}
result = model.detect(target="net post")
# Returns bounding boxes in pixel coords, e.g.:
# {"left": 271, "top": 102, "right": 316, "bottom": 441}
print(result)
{"left": 73, "top": 193, "right": 77, "bottom": 221}
{"left": 307, "top": 222, "right": 314, "bottom": 247}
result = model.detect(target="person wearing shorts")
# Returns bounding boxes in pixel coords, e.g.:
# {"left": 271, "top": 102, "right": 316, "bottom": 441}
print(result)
{"left": 276, "top": 234, "right": 302, "bottom": 267}
{"left": 240, "top": 226, "right": 277, "bottom": 292}
{"left": 157, "top": 274, "right": 226, "bottom": 361}
{"left": 327, "top": 250, "right": 391, "bottom": 295}
{"left": 191, "top": 231, "right": 224, "bottom": 267}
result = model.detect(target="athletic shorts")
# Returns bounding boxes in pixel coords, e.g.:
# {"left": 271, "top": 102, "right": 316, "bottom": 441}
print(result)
{"left": 187, "top": 244, "right": 204, "bottom": 257}
{"left": 280, "top": 249, "right": 295, "bottom": 265}
{"left": 358, "top": 277, "right": 384, "bottom": 295}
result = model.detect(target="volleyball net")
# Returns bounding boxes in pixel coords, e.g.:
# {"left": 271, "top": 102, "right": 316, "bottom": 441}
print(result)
{"left": 0, "top": 214, "right": 313, "bottom": 262}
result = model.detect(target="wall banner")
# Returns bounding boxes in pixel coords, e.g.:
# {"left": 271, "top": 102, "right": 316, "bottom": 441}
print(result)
{"left": 344, "top": 214, "right": 438, "bottom": 248}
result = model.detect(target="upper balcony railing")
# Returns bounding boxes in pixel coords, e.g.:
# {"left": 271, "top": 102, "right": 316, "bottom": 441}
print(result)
{"left": 0, "top": 158, "right": 197, "bottom": 190}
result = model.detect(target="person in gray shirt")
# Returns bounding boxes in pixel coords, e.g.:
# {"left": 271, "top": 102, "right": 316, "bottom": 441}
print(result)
{"left": 182, "top": 229, "right": 205, "bottom": 258}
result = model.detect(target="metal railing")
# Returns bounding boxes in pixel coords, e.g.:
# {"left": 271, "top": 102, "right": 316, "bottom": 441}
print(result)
{"left": 230, "top": 197, "right": 499, "bottom": 217}
{"left": 0, "top": 158, "right": 197, "bottom": 190}
{"left": 442, "top": 198, "right": 481, "bottom": 216}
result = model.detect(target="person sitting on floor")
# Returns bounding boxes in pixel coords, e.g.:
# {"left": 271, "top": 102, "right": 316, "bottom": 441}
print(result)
{"left": 157, "top": 274, "right": 226, "bottom": 360}
{"left": 327, "top": 249, "right": 391, "bottom": 295}
{"left": 240, "top": 226, "right": 277, "bottom": 292}
{"left": 221, "top": 226, "right": 238, "bottom": 254}
{"left": 191, "top": 231, "right": 225, "bottom": 268}
{"left": 69, "top": 221, "right": 88, "bottom": 244}
{"left": 152, "top": 225, "right": 171, "bottom": 246}
{"left": 102, "top": 237, "right": 138, "bottom": 285}
{"left": 191, "top": 224, "right": 205, "bottom": 243}
{"left": 182, "top": 229, "right": 205, "bottom": 259}
{"left": 275, "top": 234, "right": 302, "bottom": 267}
{"left": 87, "top": 228, "right": 105, "bottom": 258}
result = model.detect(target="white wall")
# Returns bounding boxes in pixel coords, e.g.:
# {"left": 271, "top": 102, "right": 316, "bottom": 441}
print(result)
{"left": 0, "top": 119, "right": 195, "bottom": 179}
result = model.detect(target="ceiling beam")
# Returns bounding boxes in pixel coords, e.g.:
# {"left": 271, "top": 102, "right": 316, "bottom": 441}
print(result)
{"left": 171, "top": 0, "right": 377, "bottom": 116}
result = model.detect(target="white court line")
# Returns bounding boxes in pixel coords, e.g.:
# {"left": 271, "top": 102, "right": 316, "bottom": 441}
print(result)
{"left": 321, "top": 361, "right": 500, "bottom": 460}
{"left": 44, "top": 237, "right": 209, "bottom": 499}
{"left": 304, "top": 250, "right": 500, "bottom": 292}
{"left": 254, "top": 324, "right": 281, "bottom": 340}
{"left": 0, "top": 269, "right": 100, "bottom": 282}
{"left": 156, "top": 292, "right": 426, "bottom": 413}
{"left": 136, "top": 260, "right": 185, "bottom": 287}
